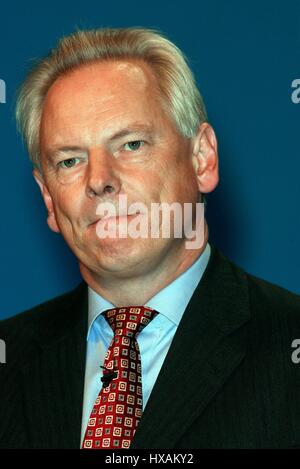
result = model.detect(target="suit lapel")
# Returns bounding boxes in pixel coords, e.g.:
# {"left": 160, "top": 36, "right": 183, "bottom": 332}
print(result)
{"left": 21, "top": 283, "right": 88, "bottom": 448}
{"left": 131, "top": 247, "right": 250, "bottom": 449}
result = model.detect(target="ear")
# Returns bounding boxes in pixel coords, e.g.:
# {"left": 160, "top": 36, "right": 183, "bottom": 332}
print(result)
{"left": 33, "top": 168, "right": 60, "bottom": 233}
{"left": 191, "top": 122, "right": 219, "bottom": 193}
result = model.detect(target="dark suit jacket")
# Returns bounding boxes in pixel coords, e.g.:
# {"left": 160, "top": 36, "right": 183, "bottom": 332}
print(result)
{"left": 1, "top": 246, "right": 300, "bottom": 449}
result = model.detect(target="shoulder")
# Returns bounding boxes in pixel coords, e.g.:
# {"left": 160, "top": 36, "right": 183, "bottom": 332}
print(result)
{"left": 212, "top": 248, "right": 300, "bottom": 363}
{"left": 0, "top": 281, "right": 87, "bottom": 367}
{"left": 0, "top": 281, "right": 87, "bottom": 332}
{"left": 206, "top": 246, "right": 300, "bottom": 347}
{"left": 244, "top": 271, "right": 300, "bottom": 357}
{"left": 213, "top": 246, "right": 300, "bottom": 315}
{"left": 244, "top": 267, "right": 300, "bottom": 326}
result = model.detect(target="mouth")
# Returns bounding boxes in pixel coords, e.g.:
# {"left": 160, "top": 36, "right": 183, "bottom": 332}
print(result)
{"left": 94, "top": 212, "right": 146, "bottom": 240}
{"left": 90, "top": 211, "right": 144, "bottom": 226}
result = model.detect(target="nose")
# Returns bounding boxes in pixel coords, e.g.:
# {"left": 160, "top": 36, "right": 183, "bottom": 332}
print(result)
{"left": 85, "top": 149, "right": 121, "bottom": 198}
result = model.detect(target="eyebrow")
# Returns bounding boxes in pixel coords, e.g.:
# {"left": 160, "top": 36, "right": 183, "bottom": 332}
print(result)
{"left": 46, "top": 124, "right": 155, "bottom": 160}
{"left": 107, "top": 124, "right": 155, "bottom": 141}
{"left": 46, "top": 146, "right": 85, "bottom": 161}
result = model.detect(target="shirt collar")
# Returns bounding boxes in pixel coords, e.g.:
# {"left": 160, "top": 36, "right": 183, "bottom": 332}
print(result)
{"left": 87, "top": 243, "right": 211, "bottom": 337}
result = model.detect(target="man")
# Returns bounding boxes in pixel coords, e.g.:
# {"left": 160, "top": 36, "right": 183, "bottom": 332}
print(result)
{"left": 1, "top": 27, "right": 300, "bottom": 449}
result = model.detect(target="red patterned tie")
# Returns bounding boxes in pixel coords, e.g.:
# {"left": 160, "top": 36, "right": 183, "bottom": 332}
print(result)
{"left": 82, "top": 306, "right": 158, "bottom": 449}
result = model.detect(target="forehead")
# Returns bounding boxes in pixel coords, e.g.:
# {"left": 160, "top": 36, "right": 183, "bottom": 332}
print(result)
{"left": 55, "top": 59, "right": 153, "bottom": 90}
{"left": 40, "top": 59, "right": 170, "bottom": 146}
{"left": 43, "top": 60, "right": 160, "bottom": 117}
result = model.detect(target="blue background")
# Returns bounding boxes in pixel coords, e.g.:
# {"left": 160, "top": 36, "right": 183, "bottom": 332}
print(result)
{"left": 0, "top": 0, "right": 299, "bottom": 319}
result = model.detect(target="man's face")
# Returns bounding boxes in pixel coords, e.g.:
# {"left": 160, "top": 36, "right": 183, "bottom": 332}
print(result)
{"left": 36, "top": 60, "right": 208, "bottom": 280}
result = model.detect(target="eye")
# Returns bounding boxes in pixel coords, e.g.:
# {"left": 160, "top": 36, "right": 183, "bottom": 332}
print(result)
{"left": 123, "top": 140, "right": 145, "bottom": 151}
{"left": 58, "top": 157, "right": 80, "bottom": 169}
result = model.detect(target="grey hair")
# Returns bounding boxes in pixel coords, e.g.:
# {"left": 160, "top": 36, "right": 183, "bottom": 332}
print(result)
{"left": 16, "top": 27, "right": 208, "bottom": 170}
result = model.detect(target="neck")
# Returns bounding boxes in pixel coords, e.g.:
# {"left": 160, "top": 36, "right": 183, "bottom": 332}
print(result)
{"left": 80, "top": 224, "right": 208, "bottom": 307}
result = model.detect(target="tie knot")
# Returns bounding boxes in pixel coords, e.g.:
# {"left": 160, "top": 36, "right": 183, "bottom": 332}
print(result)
{"left": 103, "top": 306, "right": 158, "bottom": 339}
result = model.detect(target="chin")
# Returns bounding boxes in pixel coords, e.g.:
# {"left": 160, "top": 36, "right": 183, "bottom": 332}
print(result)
{"left": 88, "top": 237, "right": 149, "bottom": 264}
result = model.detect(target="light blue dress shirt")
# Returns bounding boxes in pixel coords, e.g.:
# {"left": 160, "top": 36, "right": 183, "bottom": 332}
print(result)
{"left": 80, "top": 243, "right": 211, "bottom": 445}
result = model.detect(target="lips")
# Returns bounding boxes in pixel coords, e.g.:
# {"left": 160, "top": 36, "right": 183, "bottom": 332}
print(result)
{"left": 90, "top": 211, "right": 143, "bottom": 226}
{"left": 94, "top": 212, "right": 146, "bottom": 239}
{"left": 99, "top": 214, "right": 135, "bottom": 222}
{"left": 98, "top": 212, "right": 143, "bottom": 225}
{"left": 103, "top": 209, "right": 142, "bottom": 219}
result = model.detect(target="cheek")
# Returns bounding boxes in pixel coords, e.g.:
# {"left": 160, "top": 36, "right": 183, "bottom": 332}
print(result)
{"left": 162, "top": 162, "right": 198, "bottom": 202}
{"left": 49, "top": 184, "right": 82, "bottom": 224}
{"left": 46, "top": 167, "right": 86, "bottom": 189}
